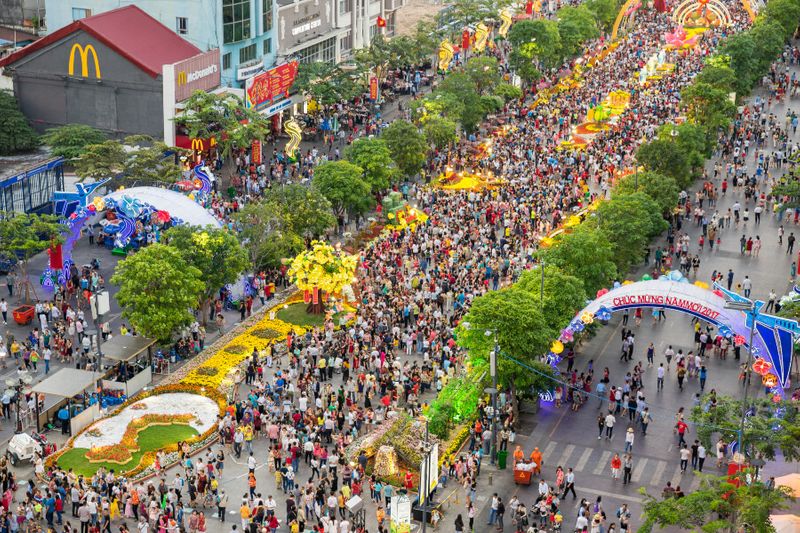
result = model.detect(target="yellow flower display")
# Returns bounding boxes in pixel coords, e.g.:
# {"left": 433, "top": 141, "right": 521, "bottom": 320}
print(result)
{"left": 287, "top": 241, "right": 358, "bottom": 296}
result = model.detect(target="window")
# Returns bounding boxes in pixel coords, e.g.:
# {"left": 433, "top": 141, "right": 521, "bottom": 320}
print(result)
{"left": 262, "top": 0, "right": 273, "bottom": 32}
{"left": 339, "top": 32, "right": 352, "bottom": 53}
{"left": 71, "top": 8, "right": 91, "bottom": 20}
{"left": 222, "top": 52, "right": 232, "bottom": 70}
{"left": 239, "top": 43, "right": 257, "bottom": 64}
{"left": 369, "top": 24, "right": 377, "bottom": 39}
{"left": 223, "top": 0, "right": 251, "bottom": 44}
{"left": 176, "top": 17, "right": 188, "bottom": 34}
{"left": 297, "top": 37, "right": 336, "bottom": 64}
{"left": 263, "top": 38, "right": 272, "bottom": 55}
{"left": 339, "top": 0, "right": 352, "bottom": 14}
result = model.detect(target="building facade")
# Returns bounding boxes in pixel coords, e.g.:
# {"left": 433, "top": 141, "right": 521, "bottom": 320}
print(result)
{"left": 44, "top": 0, "right": 278, "bottom": 87}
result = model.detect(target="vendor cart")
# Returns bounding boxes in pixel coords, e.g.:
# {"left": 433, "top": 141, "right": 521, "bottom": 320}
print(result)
{"left": 513, "top": 464, "right": 534, "bottom": 485}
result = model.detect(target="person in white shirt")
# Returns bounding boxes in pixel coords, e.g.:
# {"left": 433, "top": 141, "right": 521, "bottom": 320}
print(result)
{"left": 697, "top": 444, "right": 707, "bottom": 472}
{"left": 657, "top": 364, "right": 666, "bottom": 390}
{"left": 604, "top": 412, "right": 616, "bottom": 439}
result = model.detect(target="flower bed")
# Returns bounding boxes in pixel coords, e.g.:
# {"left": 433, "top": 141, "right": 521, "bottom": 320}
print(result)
{"left": 84, "top": 414, "right": 196, "bottom": 463}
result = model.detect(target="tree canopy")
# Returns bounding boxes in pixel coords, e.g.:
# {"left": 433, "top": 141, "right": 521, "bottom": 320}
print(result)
{"left": 73, "top": 135, "right": 182, "bottom": 183}
{"left": 344, "top": 138, "right": 399, "bottom": 191}
{"left": 637, "top": 138, "right": 694, "bottom": 190}
{"left": 0, "top": 90, "right": 38, "bottom": 155}
{"left": 234, "top": 200, "right": 304, "bottom": 272}
{"left": 261, "top": 184, "right": 336, "bottom": 239}
{"left": 380, "top": 120, "right": 427, "bottom": 177}
{"left": 516, "top": 264, "right": 587, "bottom": 331}
{"left": 0, "top": 212, "right": 63, "bottom": 302}
{"left": 41, "top": 124, "right": 106, "bottom": 160}
{"left": 291, "top": 62, "right": 365, "bottom": 106}
{"left": 613, "top": 171, "right": 680, "bottom": 217}
{"left": 312, "top": 161, "right": 374, "bottom": 217}
{"left": 111, "top": 244, "right": 204, "bottom": 341}
{"left": 537, "top": 224, "right": 617, "bottom": 295}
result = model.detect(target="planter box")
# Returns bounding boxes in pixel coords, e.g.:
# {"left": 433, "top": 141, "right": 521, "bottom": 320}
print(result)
{"left": 13, "top": 305, "right": 35, "bottom": 325}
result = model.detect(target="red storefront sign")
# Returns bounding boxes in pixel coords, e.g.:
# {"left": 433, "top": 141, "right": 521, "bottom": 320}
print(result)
{"left": 245, "top": 61, "right": 299, "bottom": 111}
{"left": 251, "top": 140, "right": 262, "bottom": 164}
{"left": 369, "top": 76, "right": 379, "bottom": 101}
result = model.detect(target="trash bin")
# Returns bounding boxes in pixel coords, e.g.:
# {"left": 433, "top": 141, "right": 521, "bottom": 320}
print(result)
{"left": 497, "top": 450, "right": 508, "bottom": 470}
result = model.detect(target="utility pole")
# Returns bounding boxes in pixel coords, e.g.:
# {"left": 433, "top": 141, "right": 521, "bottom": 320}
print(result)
{"left": 489, "top": 333, "right": 499, "bottom": 465}
{"left": 421, "top": 418, "right": 429, "bottom": 533}
{"left": 724, "top": 299, "right": 758, "bottom": 457}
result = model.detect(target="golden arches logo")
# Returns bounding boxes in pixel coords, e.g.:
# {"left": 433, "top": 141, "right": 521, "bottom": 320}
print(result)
{"left": 498, "top": 9, "right": 513, "bottom": 38}
{"left": 284, "top": 119, "right": 302, "bottom": 156}
{"left": 438, "top": 40, "right": 454, "bottom": 72}
{"left": 191, "top": 139, "right": 204, "bottom": 151}
{"left": 474, "top": 22, "right": 489, "bottom": 53}
{"left": 68, "top": 43, "right": 101, "bottom": 78}
{"left": 177, "top": 71, "right": 187, "bottom": 86}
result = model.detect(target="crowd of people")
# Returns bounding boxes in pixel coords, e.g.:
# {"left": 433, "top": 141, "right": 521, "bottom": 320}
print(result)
{"left": 5, "top": 0, "right": 800, "bottom": 531}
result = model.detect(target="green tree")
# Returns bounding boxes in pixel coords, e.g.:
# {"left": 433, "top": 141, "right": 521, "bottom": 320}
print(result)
{"left": 537, "top": 224, "right": 617, "bottom": 295}
{"left": 718, "top": 33, "right": 760, "bottom": 96}
{"left": 749, "top": 19, "right": 787, "bottom": 75}
{"left": 557, "top": 6, "right": 599, "bottom": 58}
{"left": 41, "top": 124, "right": 106, "bottom": 160}
{"left": 637, "top": 138, "right": 693, "bottom": 189}
{"left": 694, "top": 64, "right": 737, "bottom": 92}
{"left": 423, "top": 116, "right": 459, "bottom": 150}
{"left": 0, "top": 90, "right": 38, "bottom": 155}
{"left": 380, "top": 120, "right": 427, "bottom": 177}
{"left": 174, "top": 91, "right": 270, "bottom": 159}
{"left": 508, "top": 49, "right": 542, "bottom": 83}
{"left": 261, "top": 184, "right": 336, "bottom": 239}
{"left": 681, "top": 81, "right": 736, "bottom": 132}
{"left": 457, "top": 286, "right": 557, "bottom": 393}
{"left": 291, "top": 62, "right": 365, "bottom": 106}
{"left": 508, "top": 19, "right": 562, "bottom": 70}
{"left": 464, "top": 56, "right": 501, "bottom": 94}
{"left": 233, "top": 201, "right": 304, "bottom": 271}
{"left": 614, "top": 171, "right": 680, "bottom": 217}
{"left": 638, "top": 473, "right": 794, "bottom": 533}
{"left": 495, "top": 83, "right": 524, "bottom": 102}
{"left": 111, "top": 244, "right": 204, "bottom": 341}
{"left": 163, "top": 226, "right": 249, "bottom": 323}
{"left": 74, "top": 136, "right": 182, "bottom": 183}
{"left": 763, "top": 0, "right": 800, "bottom": 39}
{"left": 657, "top": 122, "right": 711, "bottom": 168}
{"left": 586, "top": 0, "right": 620, "bottom": 32}
{"left": 344, "top": 138, "right": 398, "bottom": 191}
{"left": 516, "top": 264, "right": 587, "bottom": 331}
{"left": 0, "top": 212, "right": 63, "bottom": 303}
{"left": 312, "top": 161, "right": 374, "bottom": 218}
{"left": 437, "top": 72, "right": 486, "bottom": 132}
{"left": 690, "top": 394, "right": 800, "bottom": 462}
{"left": 594, "top": 192, "right": 668, "bottom": 273}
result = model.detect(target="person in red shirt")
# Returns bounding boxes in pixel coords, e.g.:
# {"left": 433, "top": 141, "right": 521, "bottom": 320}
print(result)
{"left": 675, "top": 420, "right": 688, "bottom": 446}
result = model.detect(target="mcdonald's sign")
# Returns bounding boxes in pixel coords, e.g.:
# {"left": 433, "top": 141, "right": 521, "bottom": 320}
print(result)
{"left": 177, "top": 71, "right": 187, "bottom": 86}
{"left": 191, "top": 139, "right": 205, "bottom": 151}
{"left": 68, "top": 43, "right": 101, "bottom": 79}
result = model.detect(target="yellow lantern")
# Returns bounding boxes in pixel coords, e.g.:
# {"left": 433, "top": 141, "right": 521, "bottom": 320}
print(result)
{"left": 580, "top": 311, "right": 594, "bottom": 324}
{"left": 551, "top": 340, "right": 564, "bottom": 354}
{"left": 762, "top": 373, "right": 778, "bottom": 388}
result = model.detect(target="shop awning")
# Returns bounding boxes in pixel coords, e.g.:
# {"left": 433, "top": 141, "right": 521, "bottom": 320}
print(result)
{"left": 31, "top": 368, "right": 100, "bottom": 399}
{"left": 100, "top": 335, "right": 157, "bottom": 362}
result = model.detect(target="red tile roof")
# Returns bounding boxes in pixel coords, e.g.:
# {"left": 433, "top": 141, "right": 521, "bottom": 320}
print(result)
{"left": 0, "top": 5, "right": 201, "bottom": 77}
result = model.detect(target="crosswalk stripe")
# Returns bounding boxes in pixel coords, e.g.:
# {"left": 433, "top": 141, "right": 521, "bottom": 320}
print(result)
{"left": 543, "top": 441, "right": 558, "bottom": 460}
{"left": 575, "top": 448, "right": 593, "bottom": 471}
{"left": 555, "top": 444, "right": 575, "bottom": 468}
{"left": 650, "top": 460, "right": 667, "bottom": 487}
{"left": 670, "top": 466, "right": 684, "bottom": 489}
{"left": 631, "top": 458, "right": 649, "bottom": 483}
{"left": 593, "top": 451, "right": 612, "bottom": 475}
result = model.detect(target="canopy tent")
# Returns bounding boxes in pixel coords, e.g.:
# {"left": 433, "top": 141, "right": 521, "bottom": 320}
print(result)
{"left": 100, "top": 335, "right": 156, "bottom": 362}
{"left": 102, "top": 187, "right": 221, "bottom": 228}
{"left": 770, "top": 514, "right": 800, "bottom": 533}
{"left": 774, "top": 473, "right": 800, "bottom": 497}
{"left": 31, "top": 368, "right": 100, "bottom": 399}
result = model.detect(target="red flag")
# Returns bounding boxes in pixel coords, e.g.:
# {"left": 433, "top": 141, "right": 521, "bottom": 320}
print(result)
{"left": 377, "top": 16, "right": 386, "bottom": 27}
{"left": 525, "top": 0, "right": 533, "bottom": 14}
{"left": 462, "top": 29, "right": 471, "bottom": 50}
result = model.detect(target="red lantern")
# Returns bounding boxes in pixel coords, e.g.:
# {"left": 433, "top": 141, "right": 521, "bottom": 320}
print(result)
{"left": 734, "top": 335, "right": 746, "bottom": 346}
{"left": 751, "top": 357, "right": 772, "bottom": 376}
{"left": 596, "top": 288, "right": 609, "bottom": 297}
{"left": 772, "top": 394, "right": 782, "bottom": 403}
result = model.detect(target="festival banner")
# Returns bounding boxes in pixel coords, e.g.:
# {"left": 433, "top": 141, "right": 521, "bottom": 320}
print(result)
{"left": 245, "top": 61, "right": 299, "bottom": 112}
{"left": 369, "top": 76, "right": 379, "bottom": 101}
{"left": 251, "top": 140, "right": 262, "bottom": 164}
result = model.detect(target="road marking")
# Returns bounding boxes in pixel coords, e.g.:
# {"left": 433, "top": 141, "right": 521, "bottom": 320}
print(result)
{"left": 555, "top": 444, "right": 575, "bottom": 468}
{"left": 575, "top": 448, "right": 593, "bottom": 471}
{"left": 631, "top": 458, "right": 649, "bottom": 483}
{"left": 575, "top": 485, "right": 644, "bottom": 504}
{"left": 670, "top": 466, "right": 684, "bottom": 489}
{"left": 543, "top": 441, "right": 557, "bottom": 460}
{"left": 593, "top": 451, "right": 612, "bottom": 476}
{"left": 650, "top": 460, "right": 667, "bottom": 487}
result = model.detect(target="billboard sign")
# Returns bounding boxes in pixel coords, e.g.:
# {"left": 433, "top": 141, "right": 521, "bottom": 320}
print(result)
{"left": 173, "top": 49, "right": 221, "bottom": 102}
{"left": 245, "top": 61, "right": 299, "bottom": 112}
{"left": 418, "top": 442, "right": 439, "bottom": 506}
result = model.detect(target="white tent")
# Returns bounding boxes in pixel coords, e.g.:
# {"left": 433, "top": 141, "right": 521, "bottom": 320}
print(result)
{"left": 103, "top": 187, "right": 220, "bottom": 228}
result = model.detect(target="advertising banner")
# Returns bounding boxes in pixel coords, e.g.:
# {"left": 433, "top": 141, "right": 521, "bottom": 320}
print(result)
{"left": 369, "top": 76, "right": 378, "bottom": 101}
{"left": 252, "top": 140, "right": 262, "bottom": 164}
{"left": 245, "top": 61, "right": 299, "bottom": 112}
{"left": 390, "top": 494, "right": 411, "bottom": 533}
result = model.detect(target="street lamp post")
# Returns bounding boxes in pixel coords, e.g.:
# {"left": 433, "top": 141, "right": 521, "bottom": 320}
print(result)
{"left": 485, "top": 331, "right": 499, "bottom": 465}
{"left": 8, "top": 376, "right": 33, "bottom": 434}
{"left": 724, "top": 300, "right": 758, "bottom": 456}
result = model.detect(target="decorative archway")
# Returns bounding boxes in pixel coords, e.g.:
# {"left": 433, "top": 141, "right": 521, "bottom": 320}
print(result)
{"left": 673, "top": 0, "right": 733, "bottom": 28}
{"left": 558, "top": 278, "right": 799, "bottom": 396}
